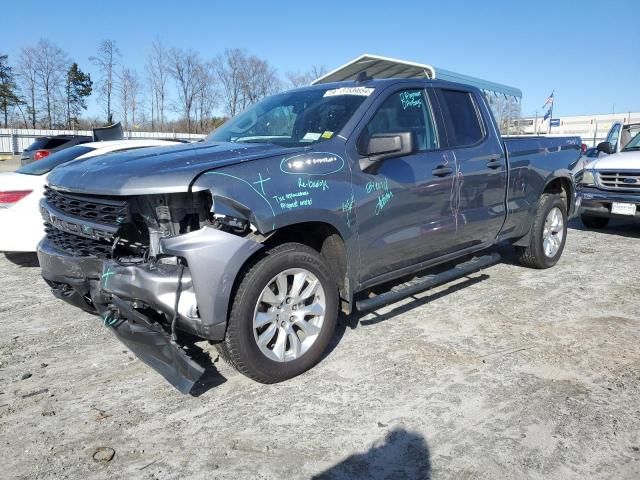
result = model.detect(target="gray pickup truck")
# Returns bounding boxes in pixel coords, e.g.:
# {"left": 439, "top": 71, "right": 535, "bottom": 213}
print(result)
{"left": 38, "top": 78, "right": 582, "bottom": 393}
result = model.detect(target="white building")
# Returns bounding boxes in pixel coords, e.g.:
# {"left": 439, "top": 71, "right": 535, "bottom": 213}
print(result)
{"left": 513, "top": 112, "right": 640, "bottom": 147}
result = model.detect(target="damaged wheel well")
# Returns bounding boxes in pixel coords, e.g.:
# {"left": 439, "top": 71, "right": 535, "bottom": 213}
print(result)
{"left": 544, "top": 177, "right": 572, "bottom": 212}
{"left": 263, "top": 222, "right": 349, "bottom": 299}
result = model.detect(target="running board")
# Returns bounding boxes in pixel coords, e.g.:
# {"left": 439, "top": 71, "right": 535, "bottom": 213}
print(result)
{"left": 355, "top": 253, "right": 501, "bottom": 312}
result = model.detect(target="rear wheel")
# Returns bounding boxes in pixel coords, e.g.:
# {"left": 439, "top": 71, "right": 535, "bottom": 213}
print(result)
{"left": 216, "top": 243, "right": 338, "bottom": 383}
{"left": 580, "top": 214, "right": 609, "bottom": 229}
{"left": 517, "top": 193, "right": 567, "bottom": 269}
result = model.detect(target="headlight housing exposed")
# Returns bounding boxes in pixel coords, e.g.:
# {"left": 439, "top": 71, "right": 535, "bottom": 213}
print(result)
{"left": 581, "top": 170, "right": 596, "bottom": 186}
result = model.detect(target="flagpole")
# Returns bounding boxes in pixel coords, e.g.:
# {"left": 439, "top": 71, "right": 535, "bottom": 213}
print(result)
{"left": 548, "top": 91, "right": 554, "bottom": 134}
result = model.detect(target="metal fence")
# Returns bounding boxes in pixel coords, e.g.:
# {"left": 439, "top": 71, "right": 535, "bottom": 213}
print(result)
{"left": 0, "top": 128, "right": 207, "bottom": 154}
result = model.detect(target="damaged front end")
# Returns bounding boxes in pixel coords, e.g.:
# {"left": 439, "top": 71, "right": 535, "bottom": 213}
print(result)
{"left": 37, "top": 186, "right": 263, "bottom": 393}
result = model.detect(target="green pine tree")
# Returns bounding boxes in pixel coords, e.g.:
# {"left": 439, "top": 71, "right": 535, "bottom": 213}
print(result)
{"left": 66, "top": 62, "right": 93, "bottom": 129}
{"left": 0, "top": 54, "right": 23, "bottom": 128}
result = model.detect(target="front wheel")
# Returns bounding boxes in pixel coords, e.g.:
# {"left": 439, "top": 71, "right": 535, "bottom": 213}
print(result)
{"left": 216, "top": 243, "right": 338, "bottom": 383}
{"left": 516, "top": 193, "right": 568, "bottom": 269}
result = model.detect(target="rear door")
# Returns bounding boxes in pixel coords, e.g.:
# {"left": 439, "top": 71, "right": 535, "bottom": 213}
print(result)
{"left": 431, "top": 87, "right": 507, "bottom": 248}
{"left": 353, "top": 85, "right": 460, "bottom": 283}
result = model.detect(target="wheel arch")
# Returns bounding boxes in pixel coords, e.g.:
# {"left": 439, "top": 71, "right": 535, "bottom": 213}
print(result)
{"left": 232, "top": 220, "right": 354, "bottom": 319}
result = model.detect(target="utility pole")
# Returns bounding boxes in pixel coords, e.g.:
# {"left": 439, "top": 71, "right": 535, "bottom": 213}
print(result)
{"left": 534, "top": 110, "right": 538, "bottom": 135}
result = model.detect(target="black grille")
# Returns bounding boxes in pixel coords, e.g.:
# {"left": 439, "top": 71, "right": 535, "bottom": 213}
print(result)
{"left": 45, "top": 224, "right": 112, "bottom": 257}
{"left": 44, "top": 186, "right": 130, "bottom": 227}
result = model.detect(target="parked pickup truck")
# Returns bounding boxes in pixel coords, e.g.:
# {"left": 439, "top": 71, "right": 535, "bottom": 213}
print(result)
{"left": 598, "top": 122, "right": 640, "bottom": 156}
{"left": 578, "top": 129, "right": 640, "bottom": 228}
{"left": 38, "top": 78, "right": 582, "bottom": 393}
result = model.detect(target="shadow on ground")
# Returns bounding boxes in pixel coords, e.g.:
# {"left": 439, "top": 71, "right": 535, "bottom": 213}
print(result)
{"left": 312, "top": 427, "right": 431, "bottom": 479}
{"left": 185, "top": 342, "right": 227, "bottom": 397}
{"left": 3, "top": 252, "right": 39, "bottom": 267}
{"left": 353, "top": 274, "right": 490, "bottom": 328}
{"left": 568, "top": 218, "right": 640, "bottom": 239}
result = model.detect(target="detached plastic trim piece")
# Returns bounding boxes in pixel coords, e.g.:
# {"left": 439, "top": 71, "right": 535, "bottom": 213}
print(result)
{"left": 110, "top": 296, "right": 204, "bottom": 394}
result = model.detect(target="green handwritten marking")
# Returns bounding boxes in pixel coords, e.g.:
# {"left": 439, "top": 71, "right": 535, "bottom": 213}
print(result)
{"left": 204, "top": 171, "right": 275, "bottom": 216}
{"left": 101, "top": 267, "right": 114, "bottom": 289}
{"left": 365, "top": 177, "right": 394, "bottom": 215}
{"left": 365, "top": 177, "right": 389, "bottom": 194}
{"left": 399, "top": 91, "right": 423, "bottom": 110}
{"left": 253, "top": 173, "right": 271, "bottom": 196}
{"left": 375, "top": 190, "right": 393, "bottom": 215}
{"left": 298, "top": 177, "right": 329, "bottom": 191}
{"left": 341, "top": 194, "right": 355, "bottom": 227}
{"left": 272, "top": 190, "right": 312, "bottom": 211}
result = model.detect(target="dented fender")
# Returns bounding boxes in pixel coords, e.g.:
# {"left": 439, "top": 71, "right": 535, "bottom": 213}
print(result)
{"left": 160, "top": 226, "right": 263, "bottom": 339}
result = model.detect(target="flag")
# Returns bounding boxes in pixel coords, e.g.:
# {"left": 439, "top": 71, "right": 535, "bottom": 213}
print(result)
{"left": 542, "top": 92, "right": 554, "bottom": 109}
{"left": 543, "top": 108, "right": 552, "bottom": 121}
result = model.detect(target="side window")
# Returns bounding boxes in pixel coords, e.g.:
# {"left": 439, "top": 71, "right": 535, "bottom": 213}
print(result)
{"left": 606, "top": 124, "right": 621, "bottom": 152}
{"left": 44, "top": 138, "right": 69, "bottom": 149}
{"left": 364, "top": 89, "right": 439, "bottom": 151}
{"left": 438, "top": 89, "right": 484, "bottom": 147}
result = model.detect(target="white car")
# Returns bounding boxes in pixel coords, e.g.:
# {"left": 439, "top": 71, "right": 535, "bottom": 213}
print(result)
{"left": 0, "top": 139, "right": 182, "bottom": 252}
{"left": 577, "top": 130, "right": 640, "bottom": 228}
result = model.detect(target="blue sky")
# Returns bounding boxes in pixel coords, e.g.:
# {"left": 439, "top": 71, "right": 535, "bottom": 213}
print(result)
{"left": 2, "top": 0, "right": 638, "bottom": 119}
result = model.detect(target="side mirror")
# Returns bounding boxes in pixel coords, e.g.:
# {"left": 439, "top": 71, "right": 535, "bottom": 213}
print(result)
{"left": 596, "top": 141, "right": 614, "bottom": 155}
{"left": 359, "top": 132, "right": 415, "bottom": 171}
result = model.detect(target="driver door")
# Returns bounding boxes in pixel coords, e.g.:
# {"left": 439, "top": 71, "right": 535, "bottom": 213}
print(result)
{"left": 353, "top": 87, "right": 460, "bottom": 284}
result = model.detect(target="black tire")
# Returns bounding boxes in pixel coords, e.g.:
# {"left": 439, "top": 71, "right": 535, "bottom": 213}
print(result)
{"left": 216, "top": 242, "right": 338, "bottom": 383}
{"left": 516, "top": 193, "right": 568, "bottom": 269}
{"left": 580, "top": 214, "right": 610, "bottom": 229}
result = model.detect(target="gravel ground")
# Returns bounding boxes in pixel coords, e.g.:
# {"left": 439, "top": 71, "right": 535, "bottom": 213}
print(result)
{"left": 0, "top": 155, "right": 20, "bottom": 172}
{"left": 0, "top": 220, "right": 639, "bottom": 479}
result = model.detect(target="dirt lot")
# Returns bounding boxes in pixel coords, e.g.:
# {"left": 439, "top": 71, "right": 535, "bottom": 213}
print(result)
{"left": 0, "top": 155, "right": 20, "bottom": 173}
{"left": 0, "top": 220, "right": 638, "bottom": 479}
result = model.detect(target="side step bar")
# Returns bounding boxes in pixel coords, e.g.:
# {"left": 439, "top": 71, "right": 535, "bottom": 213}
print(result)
{"left": 355, "top": 253, "right": 501, "bottom": 312}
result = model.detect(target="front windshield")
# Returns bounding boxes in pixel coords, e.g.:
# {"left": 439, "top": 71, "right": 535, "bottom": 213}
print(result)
{"left": 622, "top": 131, "right": 640, "bottom": 151}
{"left": 16, "top": 145, "right": 95, "bottom": 176}
{"left": 206, "top": 86, "right": 374, "bottom": 147}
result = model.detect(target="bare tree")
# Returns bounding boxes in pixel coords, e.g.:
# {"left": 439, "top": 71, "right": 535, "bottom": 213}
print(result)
{"left": 33, "top": 39, "right": 68, "bottom": 128}
{"left": 486, "top": 93, "right": 521, "bottom": 134}
{"left": 194, "top": 61, "right": 217, "bottom": 133}
{"left": 17, "top": 46, "right": 39, "bottom": 127}
{"left": 146, "top": 39, "right": 169, "bottom": 130}
{"left": 240, "top": 55, "right": 281, "bottom": 109}
{"left": 118, "top": 67, "right": 141, "bottom": 130}
{"left": 168, "top": 48, "right": 205, "bottom": 133}
{"left": 216, "top": 49, "right": 281, "bottom": 117}
{"left": 215, "top": 48, "right": 246, "bottom": 117}
{"left": 285, "top": 65, "right": 327, "bottom": 88}
{"left": 90, "top": 40, "right": 121, "bottom": 124}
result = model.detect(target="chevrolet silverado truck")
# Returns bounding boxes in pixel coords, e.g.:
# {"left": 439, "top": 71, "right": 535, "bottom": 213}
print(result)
{"left": 37, "top": 78, "right": 582, "bottom": 393}
{"left": 578, "top": 129, "right": 640, "bottom": 228}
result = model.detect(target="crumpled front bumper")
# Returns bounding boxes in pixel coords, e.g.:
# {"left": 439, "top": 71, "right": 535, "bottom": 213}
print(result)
{"left": 37, "top": 226, "right": 263, "bottom": 393}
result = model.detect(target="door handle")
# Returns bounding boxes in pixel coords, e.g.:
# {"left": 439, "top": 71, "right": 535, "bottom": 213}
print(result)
{"left": 486, "top": 158, "right": 502, "bottom": 169}
{"left": 432, "top": 166, "right": 453, "bottom": 177}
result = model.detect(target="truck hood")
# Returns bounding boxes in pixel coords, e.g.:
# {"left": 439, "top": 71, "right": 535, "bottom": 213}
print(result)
{"left": 46, "top": 142, "right": 300, "bottom": 196}
{"left": 586, "top": 149, "right": 640, "bottom": 171}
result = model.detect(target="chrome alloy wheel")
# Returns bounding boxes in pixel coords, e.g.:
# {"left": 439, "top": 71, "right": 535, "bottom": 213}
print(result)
{"left": 542, "top": 206, "right": 564, "bottom": 257}
{"left": 253, "top": 268, "right": 326, "bottom": 362}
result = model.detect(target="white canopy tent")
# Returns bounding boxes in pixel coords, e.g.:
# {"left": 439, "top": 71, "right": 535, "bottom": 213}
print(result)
{"left": 312, "top": 54, "right": 522, "bottom": 103}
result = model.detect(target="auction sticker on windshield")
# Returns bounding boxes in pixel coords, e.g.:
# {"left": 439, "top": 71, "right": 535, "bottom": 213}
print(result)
{"left": 323, "top": 87, "right": 374, "bottom": 97}
{"left": 611, "top": 202, "right": 637, "bottom": 216}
